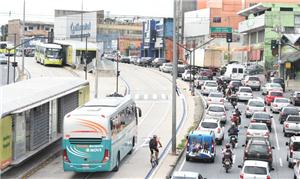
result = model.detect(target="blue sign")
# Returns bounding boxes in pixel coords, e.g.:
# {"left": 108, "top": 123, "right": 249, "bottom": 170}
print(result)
{"left": 70, "top": 22, "right": 92, "bottom": 35}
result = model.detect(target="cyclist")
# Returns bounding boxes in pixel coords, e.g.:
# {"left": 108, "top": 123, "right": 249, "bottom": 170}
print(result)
{"left": 149, "top": 135, "right": 162, "bottom": 163}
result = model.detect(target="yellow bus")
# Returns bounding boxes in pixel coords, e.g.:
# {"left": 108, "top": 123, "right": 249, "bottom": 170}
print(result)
{"left": 0, "top": 41, "right": 15, "bottom": 56}
{"left": 35, "top": 43, "right": 63, "bottom": 66}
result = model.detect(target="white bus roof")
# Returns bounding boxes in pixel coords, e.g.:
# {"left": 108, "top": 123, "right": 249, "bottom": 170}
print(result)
{"left": 54, "top": 40, "right": 97, "bottom": 50}
{"left": 69, "top": 95, "right": 134, "bottom": 118}
{"left": 36, "top": 43, "right": 62, "bottom": 49}
{"left": 0, "top": 77, "right": 89, "bottom": 117}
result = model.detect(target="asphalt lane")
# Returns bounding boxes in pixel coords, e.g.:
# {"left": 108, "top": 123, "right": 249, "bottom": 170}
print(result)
{"left": 174, "top": 84, "right": 297, "bottom": 179}
{"left": 0, "top": 63, "right": 14, "bottom": 86}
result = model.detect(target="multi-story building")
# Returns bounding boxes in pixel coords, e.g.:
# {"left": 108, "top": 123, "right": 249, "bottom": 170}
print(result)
{"left": 238, "top": 2, "right": 300, "bottom": 77}
{"left": 7, "top": 19, "right": 53, "bottom": 45}
{"left": 54, "top": 10, "right": 143, "bottom": 54}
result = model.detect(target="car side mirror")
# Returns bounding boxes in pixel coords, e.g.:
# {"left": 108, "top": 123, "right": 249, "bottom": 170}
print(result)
{"left": 272, "top": 146, "right": 275, "bottom": 149}
{"left": 286, "top": 142, "right": 289, "bottom": 146}
{"left": 238, "top": 165, "right": 242, "bottom": 168}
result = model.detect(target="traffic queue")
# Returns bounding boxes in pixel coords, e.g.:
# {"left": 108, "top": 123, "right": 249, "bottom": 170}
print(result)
{"left": 181, "top": 63, "right": 300, "bottom": 179}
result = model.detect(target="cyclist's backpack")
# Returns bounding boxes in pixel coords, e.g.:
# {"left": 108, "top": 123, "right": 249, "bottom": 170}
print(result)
{"left": 149, "top": 138, "right": 157, "bottom": 148}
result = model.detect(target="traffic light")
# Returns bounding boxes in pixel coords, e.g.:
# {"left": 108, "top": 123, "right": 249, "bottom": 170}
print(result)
{"left": 226, "top": 33, "right": 232, "bottom": 43}
{"left": 117, "top": 70, "right": 120, "bottom": 77}
{"left": 150, "top": 30, "right": 156, "bottom": 43}
{"left": 271, "top": 40, "right": 278, "bottom": 49}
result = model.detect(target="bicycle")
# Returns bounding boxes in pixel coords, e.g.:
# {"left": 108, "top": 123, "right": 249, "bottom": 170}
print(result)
{"left": 150, "top": 151, "right": 158, "bottom": 168}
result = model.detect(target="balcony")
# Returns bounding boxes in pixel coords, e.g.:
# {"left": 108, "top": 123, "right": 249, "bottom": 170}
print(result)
{"left": 238, "top": 14, "right": 265, "bottom": 33}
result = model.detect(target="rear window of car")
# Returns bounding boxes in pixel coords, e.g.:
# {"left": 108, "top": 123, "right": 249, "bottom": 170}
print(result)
{"left": 270, "top": 92, "right": 283, "bottom": 96}
{"left": 287, "top": 116, "right": 300, "bottom": 122}
{"left": 232, "top": 68, "right": 237, "bottom": 73}
{"left": 208, "top": 106, "right": 224, "bottom": 112}
{"left": 249, "top": 101, "right": 264, "bottom": 107}
{"left": 249, "top": 124, "right": 267, "bottom": 130}
{"left": 249, "top": 77, "right": 259, "bottom": 81}
{"left": 273, "top": 79, "right": 284, "bottom": 83}
{"left": 275, "top": 98, "right": 289, "bottom": 103}
{"left": 206, "top": 82, "right": 217, "bottom": 87}
{"left": 270, "top": 83, "right": 281, "bottom": 88}
{"left": 283, "top": 108, "right": 299, "bottom": 114}
{"left": 248, "top": 144, "right": 269, "bottom": 154}
{"left": 209, "top": 93, "right": 223, "bottom": 98}
{"left": 244, "top": 166, "right": 267, "bottom": 175}
{"left": 238, "top": 68, "right": 244, "bottom": 73}
{"left": 240, "top": 88, "right": 252, "bottom": 93}
{"left": 201, "top": 122, "right": 218, "bottom": 129}
{"left": 293, "top": 142, "right": 300, "bottom": 151}
{"left": 253, "top": 113, "right": 269, "bottom": 119}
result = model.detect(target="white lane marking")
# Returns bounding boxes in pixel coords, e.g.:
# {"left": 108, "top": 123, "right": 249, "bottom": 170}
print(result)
{"left": 279, "top": 158, "right": 283, "bottom": 167}
{"left": 272, "top": 117, "right": 280, "bottom": 150}
{"left": 178, "top": 157, "right": 185, "bottom": 171}
{"left": 257, "top": 97, "right": 263, "bottom": 101}
{"left": 135, "top": 94, "right": 140, "bottom": 100}
{"left": 233, "top": 155, "right": 236, "bottom": 164}
{"left": 161, "top": 94, "right": 167, "bottom": 100}
{"left": 144, "top": 94, "right": 149, "bottom": 100}
{"left": 139, "top": 102, "right": 155, "bottom": 125}
{"left": 152, "top": 94, "right": 158, "bottom": 100}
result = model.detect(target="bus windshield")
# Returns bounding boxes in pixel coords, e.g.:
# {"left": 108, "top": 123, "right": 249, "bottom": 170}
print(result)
{"left": 46, "top": 48, "right": 61, "bottom": 58}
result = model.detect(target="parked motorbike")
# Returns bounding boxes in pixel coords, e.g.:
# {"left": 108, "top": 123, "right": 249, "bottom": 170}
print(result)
{"left": 229, "top": 135, "right": 238, "bottom": 149}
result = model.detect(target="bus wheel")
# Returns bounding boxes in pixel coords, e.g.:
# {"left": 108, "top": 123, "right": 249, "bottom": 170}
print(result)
{"left": 129, "top": 137, "right": 135, "bottom": 154}
{"left": 113, "top": 152, "right": 120, "bottom": 172}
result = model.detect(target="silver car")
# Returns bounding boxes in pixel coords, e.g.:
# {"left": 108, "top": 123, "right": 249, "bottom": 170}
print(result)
{"left": 0, "top": 54, "right": 7, "bottom": 64}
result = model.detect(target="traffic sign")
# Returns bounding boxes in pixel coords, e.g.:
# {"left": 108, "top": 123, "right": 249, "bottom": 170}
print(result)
{"left": 210, "top": 27, "right": 232, "bottom": 33}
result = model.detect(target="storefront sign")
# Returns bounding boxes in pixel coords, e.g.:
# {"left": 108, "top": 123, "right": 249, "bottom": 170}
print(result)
{"left": 285, "top": 62, "right": 291, "bottom": 69}
{"left": 70, "top": 22, "right": 92, "bottom": 35}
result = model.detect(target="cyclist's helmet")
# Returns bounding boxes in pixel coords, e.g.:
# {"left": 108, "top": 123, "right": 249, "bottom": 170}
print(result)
{"left": 225, "top": 143, "right": 231, "bottom": 149}
{"left": 153, "top": 135, "right": 157, "bottom": 138}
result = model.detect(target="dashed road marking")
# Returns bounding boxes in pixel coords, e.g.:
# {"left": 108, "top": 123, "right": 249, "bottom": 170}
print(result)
{"left": 279, "top": 158, "right": 283, "bottom": 167}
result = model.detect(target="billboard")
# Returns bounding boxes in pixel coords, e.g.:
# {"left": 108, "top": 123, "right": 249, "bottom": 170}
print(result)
{"left": 0, "top": 115, "right": 12, "bottom": 170}
{"left": 184, "top": 8, "right": 210, "bottom": 37}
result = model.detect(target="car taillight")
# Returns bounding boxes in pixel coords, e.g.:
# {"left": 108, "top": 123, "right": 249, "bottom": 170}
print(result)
{"left": 63, "top": 149, "right": 70, "bottom": 163}
{"left": 267, "top": 175, "right": 271, "bottom": 179}
{"left": 240, "top": 173, "right": 244, "bottom": 179}
{"left": 102, "top": 149, "right": 110, "bottom": 163}
{"left": 250, "top": 120, "right": 256, "bottom": 123}
{"left": 285, "top": 123, "right": 289, "bottom": 128}
{"left": 217, "top": 128, "right": 221, "bottom": 133}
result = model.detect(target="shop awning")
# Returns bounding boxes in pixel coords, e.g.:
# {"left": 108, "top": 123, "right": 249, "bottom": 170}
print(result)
{"left": 283, "top": 34, "right": 300, "bottom": 44}
{"left": 280, "top": 51, "right": 300, "bottom": 63}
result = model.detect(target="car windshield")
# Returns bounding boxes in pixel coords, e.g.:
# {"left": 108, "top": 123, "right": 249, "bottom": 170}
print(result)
{"left": 287, "top": 116, "right": 300, "bottom": 122}
{"left": 253, "top": 113, "right": 269, "bottom": 119}
{"left": 201, "top": 122, "right": 218, "bottom": 129}
{"left": 244, "top": 166, "right": 267, "bottom": 175}
{"left": 296, "top": 93, "right": 300, "bottom": 98}
{"left": 249, "top": 101, "right": 264, "bottom": 107}
{"left": 206, "top": 82, "right": 217, "bottom": 87}
{"left": 270, "top": 83, "right": 281, "bottom": 88}
{"left": 208, "top": 106, "right": 224, "bottom": 112}
{"left": 284, "top": 108, "right": 299, "bottom": 114}
{"left": 249, "top": 77, "right": 259, "bottom": 81}
{"left": 248, "top": 144, "right": 269, "bottom": 154}
{"left": 249, "top": 124, "right": 267, "bottom": 130}
{"left": 209, "top": 93, "right": 223, "bottom": 98}
{"left": 240, "top": 88, "right": 252, "bottom": 93}
{"left": 275, "top": 98, "right": 288, "bottom": 103}
{"left": 273, "top": 79, "right": 284, "bottom": 83}
{"left": 270, "top": 92, "right": 282, "bottom": 96}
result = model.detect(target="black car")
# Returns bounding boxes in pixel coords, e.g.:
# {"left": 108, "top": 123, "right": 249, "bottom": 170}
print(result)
{"left": 251, "top": 112, "right": 272, "bottom": 131}
{"left": 243, "top": 139, "right": 274, "bottom": 167}
{"left": 279, "top": 106, "right": 299, "bottom": 124}
{"left": 228, "top": 80, "right": 243, "bottom": 91}
{"left": 290, "top": 91, "right": 300, "bottom": 106}
{"left": 271, "top": 78, "right": 285, "bottom": 92}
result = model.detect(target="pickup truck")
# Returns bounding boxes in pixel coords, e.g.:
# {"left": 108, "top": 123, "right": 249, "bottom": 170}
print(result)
{"left": 283, "top": 115, "right": 300, "bottom": 137}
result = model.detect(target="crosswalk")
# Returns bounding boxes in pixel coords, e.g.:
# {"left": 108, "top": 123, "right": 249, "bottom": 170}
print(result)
{"left": 133, "top": 93, "right": 170, "bottom": 101}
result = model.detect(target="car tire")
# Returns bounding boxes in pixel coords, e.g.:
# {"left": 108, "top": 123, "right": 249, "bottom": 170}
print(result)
{"left": 288, "top": 161, "right": 293, "bottom": 168}
{"left": 186, "top": 155, "right": 190, "bottom": 161}
{"left": 284, "top": 132, "right": 288, "bottom": 137}
{"left": 294, "top": 174, "right": 297, "bottom": 179}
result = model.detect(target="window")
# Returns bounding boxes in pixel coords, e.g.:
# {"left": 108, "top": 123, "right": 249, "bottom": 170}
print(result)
{"left": 285, "top": 27, "right": 295, "bottom": 34}
{"left": 280, "top": 7, "right": 293, "bottom": 11}
{"left": 45, "top": 27, "right": 50, "bottom": 31}
{"left": 238, "top": 68, "right": 243, "bottom": 73}
{"left": 24, "top": 27, "right": 27, "bottom": 31}
{"left": 232, "top": 68, "right": 237, "bottom": 73}
{"left": 295, "top": 16, "right": 300, "bottom": 25}
{"left": 28, "top": 26, "right": 33, "bottom": 31}
{"left": 213, "top": 17, "right": 221, "bottom": 23}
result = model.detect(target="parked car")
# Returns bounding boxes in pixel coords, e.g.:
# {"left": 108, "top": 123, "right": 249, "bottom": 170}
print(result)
{"left": 136, "top": 57, "right": 148, "bottom": 66}
{"left": 271, "top": 77, "right": 285, "bottom": 92}
{"left": 245, "top": 99, "right": 266, "bottom": 118}
{"left": 262, "top": 83, "right": 283, "bottom": 95}
{"left": 270, "top": 97, "right": 290, "bottom": 113}
{"left": 205, "top": 104, "right": 226, "bottom": 124}
{"left": 251, "top": 112, "right": 272, "bottom": 131}
{"left": 0, "top": 53, "right": 7, "bottom": 64}
{"left": 171, "top": 171, "right": 204, "bottom": 179}
{"left": 264, "top": 90, "right": 283, "bottom": 106}
{"left": 242, "top": 76, "right": 261, "bottom": 91}
{"left": 198, "top": 118, "right": 224, "bottom": 145}
{"left": 195, "top": 76, "right": 210, "bottom": 89}
{"left": 279, "top": 106, "right": 299, "bottom": 124}
{"left": 239, "top": 160, "right": 272, "bottom": 179}
{"left": 182, "top": 70, "right": 198, "bottom": 81}
{"left": 286, "top": 136, "right": 300, "bottom": 168}
{"left": 152, "top": 58, "right": 167, "bottom": 67}
{"left": 228, "top": 80, "right": 243, "bottom": 92}
{"left": 201, "top": 81, "right": 218, "bottom": 95}
{"left": 130, "top": 56, "right": 139, "bottom": 64}
{"left": 186, "top": 130, "right": 216, "bottom": 162}
{"left": 206, "top": 92, "right": 224, "bottom": 106}
{"left": 120, "top": 56, "right": 130, "bottom": 63}
{"left": 283, "top": 115, "right": 300, "bottom": 137}
{"left": 245, "top": 123, "right": 270, "bottom": 144}
{"left": 237, "top": 87, "right": 253, "bottom": 101}
{"left": 171, "top": 64, "right": 186, "bottom": 77}
{"left": 242, "top": 139, "right": 274, "bottom": 167}
{"left": 159, "top": 63, "right": 173, "bottom": 73}
{"left": 291, "top": 91, "right": 300, "bottom": 106}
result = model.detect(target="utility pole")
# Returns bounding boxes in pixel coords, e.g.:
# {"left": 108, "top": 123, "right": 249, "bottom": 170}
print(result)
{"left": 13, "top": 33, "right": 16, "bottom": 82}
{"left": 189, "top": 50, "right": 192, "bottom": 91}
{"left": 116, "top": 53, "right": 120, "bottom": 93}
{"left": 85, "top": 36, "right": 88, "bottom": 80}
{"left": 7, "top": 50, "right": 11, "bottom": 84}
{"left": 171, "top": 0, "right": 178, "bottom": 155}
{"left": 81, "top": 0, "right": 83, "bottom": 42}
{"left": 192, "top": 40, "right": 195, "bottom": 96}
{"left": 21, "top": 0, "right": 25, "bottom": 76}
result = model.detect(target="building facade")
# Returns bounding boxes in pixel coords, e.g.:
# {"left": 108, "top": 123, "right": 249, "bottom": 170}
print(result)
{"left": 7, "top": 19, "right": 53, "bottom": 45}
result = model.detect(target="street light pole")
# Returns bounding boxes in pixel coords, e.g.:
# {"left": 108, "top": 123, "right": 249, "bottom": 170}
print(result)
{"left": 171, "top": 0, "right": 178, "bottom": 155}
{"left": 21, "top": 0, "right": 25, "bottom": 76}
{"left": 7, "top": 50, "right": 11, "bottom": 84}
{"left": 13, "top": 33, "right": 16, "bottom": 82}
{"left": 116, "top": 53, "right": 120, "bottom": 93}
{"left": 85, "top": 36, "right": 88, "bottom": 80}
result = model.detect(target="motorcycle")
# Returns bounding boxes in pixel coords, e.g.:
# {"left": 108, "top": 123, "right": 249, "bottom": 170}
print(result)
{"left": 231, "top": 112, "right": 240, "bottom": 126}
{"left": 223, "top": 154, "right": 232, "bottom": 173}
{"left": 229, "top": 135, "right": 238, "bottom": 149}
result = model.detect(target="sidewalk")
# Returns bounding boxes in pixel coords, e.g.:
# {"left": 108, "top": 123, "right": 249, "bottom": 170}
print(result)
{"left": 153, "top": 80, "right": 204, "bottom": 178}
{"left": 286, "top": 79, "right": 300, "bottom": 91}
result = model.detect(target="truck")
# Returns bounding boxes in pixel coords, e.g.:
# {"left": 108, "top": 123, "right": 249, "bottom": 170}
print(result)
{"left": 191, "top": 49, "right": 222, "bottom": 69}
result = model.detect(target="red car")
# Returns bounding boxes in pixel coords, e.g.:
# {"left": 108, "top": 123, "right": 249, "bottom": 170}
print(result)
{"left": 264, "top": 91, "right": 283, "bottom": 106}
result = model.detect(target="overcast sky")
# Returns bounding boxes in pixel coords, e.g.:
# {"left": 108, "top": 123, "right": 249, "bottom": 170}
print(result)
{"left": 0, "top": 0, "right": 173, "bottom": 25}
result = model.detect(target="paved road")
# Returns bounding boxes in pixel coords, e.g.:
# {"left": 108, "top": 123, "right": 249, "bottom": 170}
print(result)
{"left": 173, "top": 84, "right": 298, "bottom": 179}
{"left": 0, "top": 63, "right": 14, "bottom": 86}
{"left": 28, "top": 63, "right": 184, "bottom": 179}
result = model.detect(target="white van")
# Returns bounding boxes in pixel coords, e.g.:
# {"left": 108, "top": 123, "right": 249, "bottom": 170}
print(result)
{"left": 224, "top": 64, "right": 245, "bottom": 80}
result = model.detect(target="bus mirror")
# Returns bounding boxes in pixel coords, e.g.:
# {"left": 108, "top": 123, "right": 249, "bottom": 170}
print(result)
{"left": 137, "top": 107, "right": 142, "bottom": 117}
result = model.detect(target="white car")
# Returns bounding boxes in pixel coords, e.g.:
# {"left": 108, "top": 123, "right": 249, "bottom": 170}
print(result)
{"left": 201, "top": 80, "right": 218, "bottom": 95}
{"left": 171, "top": 171, "right": 204, "bottom": 179}
{"left": 270, "top": 97, "right": 290, "bottom": 113}
{"left": 181, "top": 70, "right": 197, "bottom": 81}
{"left": 207, "top": 92, "right": 224, "bottom": 106}
{"left": 0, "top": 53, "right": 7, "bottom": 64}
{"left": 262, "top": 83, "right": 283, "bottom": 95}
{"left": 294, "top": 161, "right": 300, "bottom": 179}
{"left": 286, "top": 136, "right": 300, "bottom": 168}
{"left": 237, "top": 87, "right": 253, "bottom": 101}
{"left": 242, "top": 76, "right": 261, "bottom": 91}
{"left": 198, "top": 118, "right": 224, "bottom": 145}
{"left": 239, "top": 160, "right": 271, "bottom": 179}
{"left": 245, "top": 99, "right": 266, "bottom": 118}
{"left": 205, "top": 104, "right": 227, "bottom": 123}
{"left": 246, "top": 123, "right": 270, "bottom": 143}
{"left": 159, "top": 63, "right": 173, "bottom": 73}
